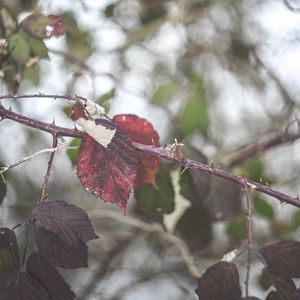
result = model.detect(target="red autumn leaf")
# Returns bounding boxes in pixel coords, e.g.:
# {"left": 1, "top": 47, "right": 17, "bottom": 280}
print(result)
{"left": 76, "top": 118, "right": 138, "bottom": 214}
{"left": 21, "top": 13, "right": 67, "bottom": 39}
{"left": 113, "top": 114, "right": 160, "bottom": 188}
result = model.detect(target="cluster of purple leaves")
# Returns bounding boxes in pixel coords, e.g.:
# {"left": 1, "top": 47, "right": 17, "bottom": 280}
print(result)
{"left": 0, "top": 200, "right": 98, "bottom": 299}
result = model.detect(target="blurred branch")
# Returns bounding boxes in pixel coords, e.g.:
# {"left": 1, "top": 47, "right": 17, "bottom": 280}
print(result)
{"left": 1, "top": 97, "right": 300, "bottom": 209}
{"left": 227, "top": 128, "right": 300, "bottom": 168}
{"left": 89, "top": 209, "right": 200, "bottom": 278}
{"left": 77, "top": 236, "right": 133, "bottom": 300}
{"left": 283, "top": 0, "right": 300, "bottom": 12}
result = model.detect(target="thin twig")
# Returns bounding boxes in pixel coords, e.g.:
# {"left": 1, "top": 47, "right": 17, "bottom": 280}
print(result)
{"left": 0, "top": 93, "right": 87, "bottom": 102}
{"left": 0, "top": 147, "right": 59, "bottom": 175}
{"left": 39, "top": 135, "right": 58, "bottom": 203}
{"left": 244, "top": 186, "right": 253, "bottom": 299}
{"left": 0, "top": 144, "right": 78, "bottom": 175}
{"left": 1, "top": 102, "right": 300, "bottom": 208}
{"left": 89, "top": 209, "right": 201, "bottom": 278}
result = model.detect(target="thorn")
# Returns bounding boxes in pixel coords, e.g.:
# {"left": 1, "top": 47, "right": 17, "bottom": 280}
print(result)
{"left": 52, "top": 118, "right": 56, "bottom": 125}
{"left": 180, "top": 167, "right": 188, "bottom": 175}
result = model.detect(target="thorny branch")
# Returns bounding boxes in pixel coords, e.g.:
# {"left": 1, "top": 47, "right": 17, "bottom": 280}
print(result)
{"left": 1, "top": 100, "right": 300, "bottom": 209}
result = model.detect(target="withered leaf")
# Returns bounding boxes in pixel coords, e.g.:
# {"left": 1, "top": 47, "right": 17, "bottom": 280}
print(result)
{"left": 0, "top": 270, "right": 51, "bottom": 300}
{"left": 32, "top": 200, "right": 98, "bottom": 246}
{"left": 26, "top": 251, "right": 75, "bottom": 300}
{"left": 21, "top": 13, "right": 67, "bottom": 39}
{"left": 76, "top": 119, "right": 138, "bottom": 214}
{"left": 0, "top": 228, "right": 20, "bottom": 274}
{"left": 35, "top": 225, "right": 88, "bottom": 269}
{"left": 113, "top": 114, "right": 160, "bottom": 188}
{"left": 195, "top": 261, "right": 241, "bottom": 300}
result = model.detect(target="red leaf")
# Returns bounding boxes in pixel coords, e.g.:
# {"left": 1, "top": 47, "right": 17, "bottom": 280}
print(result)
{"left": 76, "top": 119, "right": 138, "bottom": 214}
{"left": 0, "top": 228, "right": 20, "bottom": 274}
{"left": 113, "top": 114, "right": 160, "bottom": 188}
{"left": 0, "top": 271, "right": 51, "bottom": 300}
{"left": 35, "top": 225, "right": 88, "bottom": 269}
{"left": 27, "top": 252, "right": 75, "bottom": 300}
{"left": 32, "top": 200, "right": 98, "bottom": 246}
{"left": 21, "top": 13, "right": 67, "bottom": 39}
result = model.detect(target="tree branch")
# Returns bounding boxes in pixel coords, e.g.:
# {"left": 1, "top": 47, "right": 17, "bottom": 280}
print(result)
{"left": 227, "top": 129, "right": 300, "bottom": 168}
{"left": 1, "top": 102, "right": 300, "bottom": 208}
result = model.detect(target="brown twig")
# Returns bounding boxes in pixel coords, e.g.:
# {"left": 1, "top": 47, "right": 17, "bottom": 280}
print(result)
{"left": 0, "top": 93, "right": 87, "bottom": 102}
{"left": 1, "top": 100, "right": 300, "bottom": 208}
{"left": 39, "top": 134, "right": 58, "bottom": 204}
{"left": 227, "top": 130, "right": 300, "bottom": 168}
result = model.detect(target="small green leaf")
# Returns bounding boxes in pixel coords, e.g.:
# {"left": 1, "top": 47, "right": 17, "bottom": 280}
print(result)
{"left": 97, "top": 88, "right": 115, "bottom": 111}
{"left": 8, "top": 31, "right": 31, "bottom": 64}
{"left": 253, "top": 194, "right": 274, "bottom": 220}
{"left": 243, "top": 158, "right": 264, "bottom": 182}
{"left": 0, "top": 175, "right": 6, "bottom": 205}
{"left": 179, "top": 78, "right": 209, "bottom": 136}
{"left": 152, "top": 81, "right": 178, "bottom": 104}
{"left": 226, "top": 214, "right": 247, "bottom": 239}
{"left": 66, "top": 138, "right": 81, "bottom": 166}
{"left": 25, "top": 33, "right": 48, "bottom": 58}
{"left": 291, "top": 210, "right": 300, "bottom": 230}
{"left": 176, "top": 205, "right": 212, "bottom": 251}
{"left": 135, "top": 167, "right": 175, "bottom": 218}
{"left": 257, "top": 270, "right": 273, "bottom": 291}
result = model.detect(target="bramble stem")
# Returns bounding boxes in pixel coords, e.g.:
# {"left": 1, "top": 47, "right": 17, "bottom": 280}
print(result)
{"left": 1, "top": 100, "right": 300, "bottom": 209}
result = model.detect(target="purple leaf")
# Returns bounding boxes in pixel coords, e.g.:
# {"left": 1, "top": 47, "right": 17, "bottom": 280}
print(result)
{"left": 21, "top": 13, "right": 67, "bottom": 39}
{"left": 260, "top": 240, "right": 300, "bottom": 278}
{"left": 35, "top": 225, "right": 88, "bottom": 269}
{"left": 195, "top": 261, "right": 241, "bottom": 300}
{"left": 0, "top": 228, "right": 20, "bottom": 274}
{"left": 76, "top": 119, "right": 138, "bottom": 214}
{"left": 32, "top": 200, "right": 98, "bottom": 246}
{"left": 26, "top": 251, "right": 75, "bottom": 300}
{"left": 264, "top": 267, "right": 299, "bottom": 300}
{"left": 0, "top": 270, "right": 51, "bottom": 300}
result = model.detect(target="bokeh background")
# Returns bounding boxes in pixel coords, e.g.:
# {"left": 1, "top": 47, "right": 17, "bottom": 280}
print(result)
{"left": 1, "top": 0, "right": 300, "bottom": 299}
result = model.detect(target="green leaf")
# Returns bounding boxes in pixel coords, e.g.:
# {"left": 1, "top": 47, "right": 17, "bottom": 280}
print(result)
{"left": 66, "top": 138, "right": 81, "bottom": 166}
{"left": 243, "top": 158, "right": 264, "bottom": 182}
{"left": 23, "top": 64, "right": 40, "bottom": 85}
{"left": 8, "top": 31, "right": 30, "bottom": 64}
{"left": 291, "top": 210, "right": 300, "bottom": 230}
{"left": 0, "top": 175, "right": 6, "bottom": 205}
{"left": 97, "top": 88, "right": 115, "bottom": 111}
{"left": 135, "top": 166, "right": 175, "bottom": 218}
{"left": 25, "top": 32, "right": 48, "bottom": 58}
{"left": 226, "top": 214, "right": 247, "bottom": 239}
{"left": 253, "top": 194, "right": 274, "bottom": 220}
{"left": 179, "top": 78, "right": 209, "bottom": 136}
{"left": 152, "top": 81, "right": 178, "bottom": 104}
{"left": 63, "top": 14, "right": 92, "bottom": 60}
{"left": 176, "top": 205, "right": 212, "bottom": 251}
